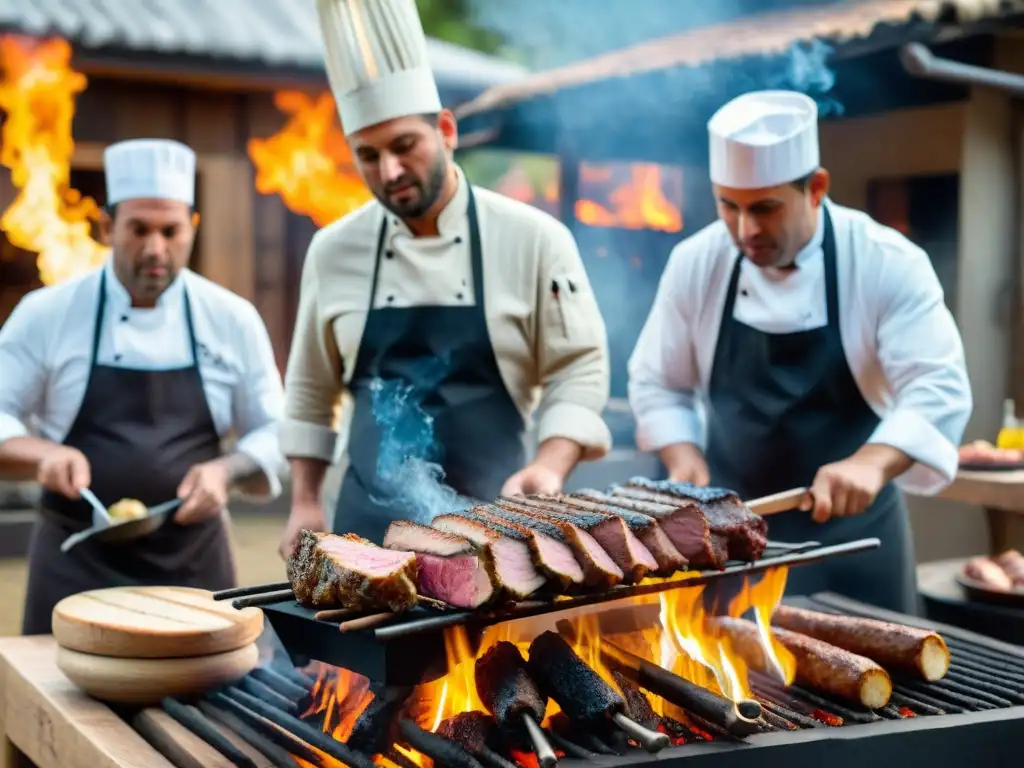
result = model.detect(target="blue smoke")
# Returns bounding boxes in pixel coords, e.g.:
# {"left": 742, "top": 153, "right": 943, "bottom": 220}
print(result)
{"left": 766, "top": 39, "right": 844, "bottom": 117}
{"left": 368, "top": 371, "right": 474, "bottom": 523}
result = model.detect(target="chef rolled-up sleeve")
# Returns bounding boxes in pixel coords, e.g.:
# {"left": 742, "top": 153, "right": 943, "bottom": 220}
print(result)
{"left": 230, "top": 303, "right": 287, "bottom": 499}
{"left": 280, "top": 232, "right": 345, "bottom": 462}
{"left": 867, "top": 240, "right": 972, "bottom": 495}
{"left": 0, "top": 292, "right": 47, "bottom": 446}
{"left": 628, "top": 241, "right": 706, "bottom": 452}
{"left": 533, "top": 221, "right": 611, "bottom": 461}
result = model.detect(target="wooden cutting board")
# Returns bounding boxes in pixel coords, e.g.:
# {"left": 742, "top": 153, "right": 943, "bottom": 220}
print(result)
{"left": 52, "top": 586, "right": 264, "bottom": 659}
{"left": 57, "top": 642, "right": 259, "bottom": 704}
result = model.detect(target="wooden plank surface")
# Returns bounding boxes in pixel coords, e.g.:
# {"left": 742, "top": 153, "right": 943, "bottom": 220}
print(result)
{"left": 0, "top": 637, "right": 174, "bottom": 768}
{"left": 938, "top": 470, "right": 1024, "bottom": 513}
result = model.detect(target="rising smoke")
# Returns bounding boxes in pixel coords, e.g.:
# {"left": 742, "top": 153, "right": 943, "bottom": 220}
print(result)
{"left": 368, "top": 370, "right": 475, "bottom": 524}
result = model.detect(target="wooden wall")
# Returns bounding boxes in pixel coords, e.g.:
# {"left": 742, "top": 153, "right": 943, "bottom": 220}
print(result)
{"left": 0, "top": 75, "right": 313, "bottom": 374}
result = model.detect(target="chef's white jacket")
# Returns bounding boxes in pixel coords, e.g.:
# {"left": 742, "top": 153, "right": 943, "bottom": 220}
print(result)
{"left": 0, "top": 259, "right": 286, "bottom": 498}
{"left": 281, "top": 167, "right": 612, "bottom": 465}
{"left": 628, "top": 200, "right": 972, "bottom": 495}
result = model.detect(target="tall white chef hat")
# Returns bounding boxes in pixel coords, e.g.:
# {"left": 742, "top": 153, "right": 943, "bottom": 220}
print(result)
{"left": 103, "top": 139, "right": 196, "bottom": 207}
{"left": 708, "top": 90, "right": 819, "bottom": 189}
{"left": 316, "top": 0, "right": 442, "bottom": 136}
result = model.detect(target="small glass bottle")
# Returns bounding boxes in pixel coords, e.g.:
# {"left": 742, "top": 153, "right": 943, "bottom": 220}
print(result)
{"left": 996, "top": 399, "right": 1022, "bottom": 449}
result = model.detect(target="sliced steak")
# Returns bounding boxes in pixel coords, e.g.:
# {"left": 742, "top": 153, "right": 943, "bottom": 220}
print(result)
{"left": 383, "top": 521, "right": 497, "bottom": 609}
{"left": 511, "top": 495, "right": 657, "bottom": 583}
{"left": 287, "top": 530, "right": 418, "bottom": 611}
{"left": 602, "top": 487, "right": 728, "bottom": 569}
{"left": 625, "top": 477, "right": 768, "bottom": 561}
{"left": 435, "top": 507, "right": 584, "bottom": 590}
{"left": 491, "top": 500, "right": 623, "bottom": 589}
{"left": 430, "top": 515, "right": 546, "bottom": 600}
{"left": 567, "top": 490, "right": 689, "bottom": 575}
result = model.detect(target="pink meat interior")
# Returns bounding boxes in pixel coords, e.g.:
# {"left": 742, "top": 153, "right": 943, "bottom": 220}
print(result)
{"left": 319, "top": 537, "right": 414, "bottom": 575}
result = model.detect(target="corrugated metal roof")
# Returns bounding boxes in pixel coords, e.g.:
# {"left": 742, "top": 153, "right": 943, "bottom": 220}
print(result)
{"left": 0, "top": 0, "right": 528, "bottom": 89}
{"left": 455, "top": 0, "right": 1020, "bottom": 118}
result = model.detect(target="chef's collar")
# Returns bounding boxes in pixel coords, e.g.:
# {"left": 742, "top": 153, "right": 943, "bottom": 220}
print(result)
{"left": 103, "top": 257, "right": 186, "bottom": 311}
{"left": 791, "top": 201, "right": 827, "bottom": 268}
{"left": 387, "top": 165, "right": 468, "bottom": 238}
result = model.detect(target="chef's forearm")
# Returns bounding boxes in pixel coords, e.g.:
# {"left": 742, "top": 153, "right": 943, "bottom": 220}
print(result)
{"left": 531, "top": 437, "right": 584, "bottom": 481}
{"left": 851, "top": 443, "right": 914, "bottom": 484}
{"left": 290, "top": 457, "right": 329, "bottom": 507}
{"left": 0, "top": 436, "right": 63, "bottom": 479}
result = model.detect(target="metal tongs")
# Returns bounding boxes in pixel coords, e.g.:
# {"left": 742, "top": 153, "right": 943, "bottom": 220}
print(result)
{"left": 59, "top": 489, "right": 183, "bottom": 553}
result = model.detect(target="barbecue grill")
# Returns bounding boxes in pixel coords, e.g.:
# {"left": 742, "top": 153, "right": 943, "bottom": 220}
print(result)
{"left": 257, "top": 538, "right": 880, "bottom": 684}
{"left": 127, "top": 591, "right": 1023, "bottom": 768}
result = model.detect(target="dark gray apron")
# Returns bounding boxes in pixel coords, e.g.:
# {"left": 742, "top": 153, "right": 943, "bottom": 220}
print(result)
{"left": 334, "top": 186, "right": 526, "bottom": 543}
{"left": 704, "top": 207, "right": 918, "bottom": 615}
{"left": 21, "top": 271, "right": 236, "bottom": 635}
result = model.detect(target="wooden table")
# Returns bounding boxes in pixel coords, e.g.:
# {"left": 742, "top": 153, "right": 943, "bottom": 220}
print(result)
{"left": 0, "top": 637, "right": 258, "bottom": 768}
{"left": 939, "top": 470, "right": 1024, "bottom": 553}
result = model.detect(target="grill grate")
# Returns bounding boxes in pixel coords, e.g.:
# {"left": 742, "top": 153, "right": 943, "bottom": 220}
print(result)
{"left": 131, "top": 591, "right": 1024, "bottom": 768}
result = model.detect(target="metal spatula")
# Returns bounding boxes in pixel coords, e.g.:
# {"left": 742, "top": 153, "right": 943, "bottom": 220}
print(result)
{"left": 60, "top": 496, "right": 183, "bottom": 553}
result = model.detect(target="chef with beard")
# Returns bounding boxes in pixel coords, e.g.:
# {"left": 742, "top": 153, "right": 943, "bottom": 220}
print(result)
{"left": 0, "top": 138, "right": 286, "bottom": 634}
{"left": 627, "top": 90, "right": 972, "bottom": 613}
{"left": 278, "top": 0, "right": 611, "bottom": 557}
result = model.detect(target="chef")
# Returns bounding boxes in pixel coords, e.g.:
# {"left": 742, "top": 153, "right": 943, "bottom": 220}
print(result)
{"left": 278, "top": 0, "right": 610, "bottom": 556}
{"left": 628, "top": 90, "right": 972, "bottom": 613}
{"left": 0, "top": 138, "right": 286, "bottom": 634}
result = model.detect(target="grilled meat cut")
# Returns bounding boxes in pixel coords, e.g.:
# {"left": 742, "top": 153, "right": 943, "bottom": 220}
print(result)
{"left": 435, "top": 507, "right": 584, "bottom": 589}
{"left": 476, "top": 641, "right": 547, "bottom": 729}
{"left": 771, "top": 605, "right": 951, "bottom": 682}
{"left": 287, "top": 530, "right": 418, "bottom": 611}
{"left": 623, "top": 477, "right": 769, "bottom": 562}
{"left": 493, "top": 499, "right": 624, "bottom": 588}
{"left": 716, "top": 616, "right": 892, "bottom": 709}
{"left": 512, "top": 495, "right": 658, "bottom": 583}
{"left": 994, "top": 549, "right": 1024, "bottom": 587}
{"left": 612, "top": 671, "right": 662, "bottom": 731}
{"left": 569, "top": 490, "right": 689, "bottom": 574}
{"left": 603, "top": 486, "right": 727, "bottom": 569}
{"left": 430, "top": 514, "right": 546, "bottom": 600}
{"left": 528, "top": 630, "right": 625, "bottom": 727}
{"left": 963, "top": 556, "right": 1014, "bottom": 591}
{"left": 382, "top": 521, "right": 498, "bottom": 609}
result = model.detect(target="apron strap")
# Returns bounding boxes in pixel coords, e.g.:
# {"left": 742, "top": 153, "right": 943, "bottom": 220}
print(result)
{"left": 367, "top": 210, "right": 391, "bottom": 312}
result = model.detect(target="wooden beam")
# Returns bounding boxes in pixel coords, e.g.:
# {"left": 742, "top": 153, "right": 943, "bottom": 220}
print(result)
{"left": 197, "top": 156, "right": 256, "bottom": 302}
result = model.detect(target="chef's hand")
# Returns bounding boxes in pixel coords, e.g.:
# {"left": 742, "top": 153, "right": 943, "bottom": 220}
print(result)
{"left": 500, "top": 463, "right": 564, "bottom": 497}
{"left": 660, "top": 442, "right": 710, "bottom": 486}
{"left": 802, "top": 445, "right": 911, "bottom": 523}
{"left": 37, "top": 446, "right": 91, "bottom": 499}
{"left": 279, "top": 502, "right": 325, "bottom": 560}
{"left": 174, "top": 460, "right": 230, "bottom": 525}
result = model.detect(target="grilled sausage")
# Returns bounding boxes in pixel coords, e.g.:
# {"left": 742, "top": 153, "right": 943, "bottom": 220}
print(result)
{"left": 963, "top": 556, "right": 1014, "bottom": 592}
{"left": 715, "top": 617, "right": 892, "bottom": 709}
{"left": 771, "top": 605, "right": 950, "bottom": 682}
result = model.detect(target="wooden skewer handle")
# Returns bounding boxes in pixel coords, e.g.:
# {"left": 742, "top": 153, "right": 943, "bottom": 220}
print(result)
{"left": 338, "top": 612, "right": 395, "bottom": 633}
{"left": 746, "top": 487, "right": 811, "bottom": 516}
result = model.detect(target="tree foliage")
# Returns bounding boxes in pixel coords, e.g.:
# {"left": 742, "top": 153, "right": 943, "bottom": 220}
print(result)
{"left": 416, "top": 0, "right": 506, "bottom": 55}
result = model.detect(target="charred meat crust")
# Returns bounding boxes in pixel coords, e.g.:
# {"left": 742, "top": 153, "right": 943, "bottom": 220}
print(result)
{"left": 286, "top": 530, "right": 418, "bottom": 611}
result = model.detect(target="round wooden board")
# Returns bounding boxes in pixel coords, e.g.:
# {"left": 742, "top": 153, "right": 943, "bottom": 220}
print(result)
{"left": 56, "top": 642, "right": 259, "bottom": 704}
{"left": 52, "top": 586, "right": 264, "bottom": 658}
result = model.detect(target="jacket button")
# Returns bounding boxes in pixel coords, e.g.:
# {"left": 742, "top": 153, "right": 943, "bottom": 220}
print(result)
{"left": 385, "top": 250, "right": 394, "bottom": 259}
{"left": 387, "top": 295, "right": 395, "bottom": 303}
{"left": 456, "top": 292, "right": 464, "bottom": 300}
{"left": 454, "top": 236, "right": 463, "bottom": 244}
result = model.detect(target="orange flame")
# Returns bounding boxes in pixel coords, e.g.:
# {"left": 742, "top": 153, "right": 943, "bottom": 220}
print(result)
{"left": 304, "top": 566, "right": 794, "bottom": 767}
{"left": 575, "top": 162, "right": 683, "bottom": 232}
{"left": 247, "top": 91, "right": 372, "bottom": 227}
{"left": 0, "top": 35, "right": 108, "bottom": 285}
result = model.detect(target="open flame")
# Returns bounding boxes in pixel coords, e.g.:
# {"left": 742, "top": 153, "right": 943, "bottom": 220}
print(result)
{"left": 304, "top": 567, "right": 795, "bottom": 767}
{"left": 0, "top": 35, "right": 108, "bottom": 285}
{"left": 575, "top": 161, "right": 683, "bottom": 233}
{"left": 247, "top": 91, "right": 372, "bottom": 227}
